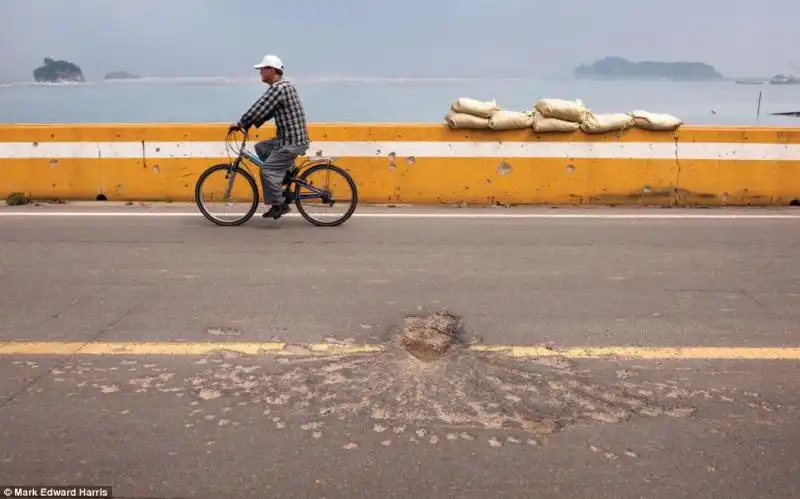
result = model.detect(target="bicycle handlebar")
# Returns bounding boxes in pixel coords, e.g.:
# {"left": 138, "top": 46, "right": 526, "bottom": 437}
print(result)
{"left": 225, "top": 127, "right": 249, "bottom": 155}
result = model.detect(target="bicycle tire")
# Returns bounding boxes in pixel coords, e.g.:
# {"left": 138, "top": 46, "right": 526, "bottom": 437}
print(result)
{"left": 293, "top": 163, "right": 358, "bottom": 227}
{"left": 195, "top": 163, "right": 260, "bottom": 226}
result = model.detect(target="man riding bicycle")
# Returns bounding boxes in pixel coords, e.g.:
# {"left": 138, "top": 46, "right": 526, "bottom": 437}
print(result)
{"left": 228, "top": 54, "right": 310, "bottom": 220}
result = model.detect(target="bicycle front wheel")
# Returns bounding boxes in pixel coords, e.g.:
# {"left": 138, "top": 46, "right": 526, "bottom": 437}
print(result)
{"left": 293, "top": 163, "right": 358, "bottom": 227}
{"left": 195, "top": 164, "right": 260, "bottom": 226}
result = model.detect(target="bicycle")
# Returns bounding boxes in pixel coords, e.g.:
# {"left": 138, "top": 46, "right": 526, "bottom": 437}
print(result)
{"left": 194, "top": 129, "right": 358, "bottom": 227}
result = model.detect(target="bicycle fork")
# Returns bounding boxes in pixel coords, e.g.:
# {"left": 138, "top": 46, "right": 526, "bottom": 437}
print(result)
{"left": 223, "top": 160, "right": 241, "bottom": 202}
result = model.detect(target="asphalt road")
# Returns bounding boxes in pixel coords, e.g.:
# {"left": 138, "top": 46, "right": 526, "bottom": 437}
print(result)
{"left": 1, "top": 203, "right": 799, "bottom": 498}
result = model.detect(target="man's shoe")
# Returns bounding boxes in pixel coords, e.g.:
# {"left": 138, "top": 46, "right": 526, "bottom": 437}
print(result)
{"left": 263, "top": 204, "right": 291, "bottom": 219}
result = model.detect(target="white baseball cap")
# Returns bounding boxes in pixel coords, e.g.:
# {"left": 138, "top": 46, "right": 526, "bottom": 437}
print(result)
{"left": 253, "top": 54, "right": 284, "bottom": 71}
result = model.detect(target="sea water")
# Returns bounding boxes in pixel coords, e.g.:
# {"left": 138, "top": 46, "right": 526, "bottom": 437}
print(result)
{"left": 0, "top": 77, "right": 798, "bottom": 126}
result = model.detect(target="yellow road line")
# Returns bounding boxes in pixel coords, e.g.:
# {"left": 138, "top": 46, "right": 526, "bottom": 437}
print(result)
{"left": 0, "top": 342, "right": 799, "bottom": 360}
{"left": 0, "top": 341, "right": 384, "bottom": 356}
{"left": 469, "top": 345, "right": 800, "bottom": 360}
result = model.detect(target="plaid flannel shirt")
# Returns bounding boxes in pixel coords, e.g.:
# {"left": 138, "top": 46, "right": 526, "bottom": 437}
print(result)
{"left": 237, "top": 79, "right": 310, "bottom": 146}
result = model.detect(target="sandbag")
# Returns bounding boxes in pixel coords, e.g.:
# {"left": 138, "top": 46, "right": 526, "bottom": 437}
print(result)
{"left": 631, "top": 110, "right": 682, "bottom": 131}
{"left": 488, "top": 110, "right": 535, "bottom": 130}
{"left": 532, "top": 112, "right": 580, "bottom": 133}
{"left": 580, "top": 112, "right": 635, "bottom": 134}
{"left": 534, "top": 98, "right": 588, "bottom": 123}
{"left": 444, "top": 110, "right": 490, "bottom": 129}
{"left": 450, "top": 97, "right": 500, "bottom": 118}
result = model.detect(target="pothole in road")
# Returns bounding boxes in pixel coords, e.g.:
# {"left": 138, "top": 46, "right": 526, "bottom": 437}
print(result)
{"left": 399, "top": 312, "right": 461, "bottom": 362}
{"left": 186, "top": 312, "right": 697, "bottom": 436}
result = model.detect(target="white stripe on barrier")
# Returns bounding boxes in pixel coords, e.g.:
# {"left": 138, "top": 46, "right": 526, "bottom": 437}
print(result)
{"left": 1, "top": 141, "right": 800, "bottom": 161}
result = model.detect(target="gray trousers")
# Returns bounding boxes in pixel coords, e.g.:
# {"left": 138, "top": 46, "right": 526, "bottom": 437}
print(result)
{"left": 254, "top": 138, "right": 309, "bottom": 206}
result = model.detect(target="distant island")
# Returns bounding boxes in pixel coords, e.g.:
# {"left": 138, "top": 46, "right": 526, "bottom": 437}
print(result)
{"left": 575, "top": 56, "right": 723, "bottom": 81}
{"left": 104, "top": 71, "right": 138, "bottom": 80}
{"left": 33, "top": 57, "right": 85, "bottom": 82}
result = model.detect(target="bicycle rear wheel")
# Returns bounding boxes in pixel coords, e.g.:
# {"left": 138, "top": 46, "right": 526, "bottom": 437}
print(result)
{"left": 293, "top": 163, "right": 358, "bottom": 227}
{"left": 195, "top": 163, "right": 259, "bottom": 226}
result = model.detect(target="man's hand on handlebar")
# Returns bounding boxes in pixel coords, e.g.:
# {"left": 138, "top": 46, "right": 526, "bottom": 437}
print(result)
{"left": 228, "top": 123, "right": 242, "bottom": 134}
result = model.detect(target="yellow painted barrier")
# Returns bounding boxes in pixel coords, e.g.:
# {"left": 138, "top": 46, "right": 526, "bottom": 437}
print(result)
{"left": 1, "top": 123, "right": 799, "bottom": 206}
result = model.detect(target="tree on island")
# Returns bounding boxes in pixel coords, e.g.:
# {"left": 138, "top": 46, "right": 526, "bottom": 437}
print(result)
{"left": 33, "top": 57, "right": 85, "bottom": 82}
{"left": 575, "top": 56, "right": 723, "bottom": 81}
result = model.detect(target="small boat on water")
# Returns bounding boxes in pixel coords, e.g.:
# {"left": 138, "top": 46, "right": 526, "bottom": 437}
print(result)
{"left": 769, "top": 74, "right": 800, "bottom": 85}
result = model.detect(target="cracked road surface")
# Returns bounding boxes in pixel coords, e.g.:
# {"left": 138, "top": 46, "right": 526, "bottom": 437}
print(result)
{"left": 1, "top": 204, "right": 799, "bottom": 498}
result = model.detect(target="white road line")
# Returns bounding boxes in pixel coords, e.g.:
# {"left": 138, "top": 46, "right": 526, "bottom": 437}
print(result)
{"left": 1, "top": 212, "right": 799, "bottom": 220}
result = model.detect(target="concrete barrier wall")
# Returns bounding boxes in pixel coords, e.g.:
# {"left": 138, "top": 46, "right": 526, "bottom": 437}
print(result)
{"left": 1, "top": 123, "right": 800, "bottom": 206}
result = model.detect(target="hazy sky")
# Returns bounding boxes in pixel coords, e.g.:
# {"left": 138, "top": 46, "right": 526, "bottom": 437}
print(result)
{"left": 1, "top": 0, "right": 797, "bottom": 81}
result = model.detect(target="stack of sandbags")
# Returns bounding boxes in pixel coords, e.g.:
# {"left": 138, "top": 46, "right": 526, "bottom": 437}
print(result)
{"left": 630, "top": 110, "right": 682, "bottom": 131}
{"left": 444, "top": 96, "right": 683, "bottom": 134}
{"left": 445, "top": 98, "right": 536, "bottom": 131}
{"left": 444, "top": 98, "right": 498, "bottom": 129}
{"left": 532, "top": 98, "right": 586, "bottom": 133}
{"left": 533, "top": 98, "right": 634, "bottom": 134}
{"left": 532, "top": 98, "right": 683, "bottom": 134}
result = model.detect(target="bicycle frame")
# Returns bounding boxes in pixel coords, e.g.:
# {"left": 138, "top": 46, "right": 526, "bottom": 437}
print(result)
{"left": 225, "top": 130, "right": 335, "bottom": 202}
